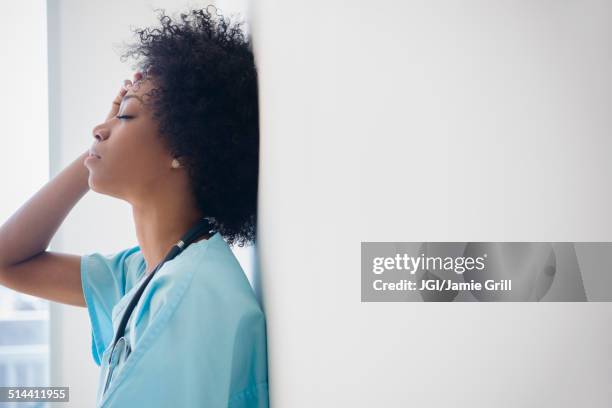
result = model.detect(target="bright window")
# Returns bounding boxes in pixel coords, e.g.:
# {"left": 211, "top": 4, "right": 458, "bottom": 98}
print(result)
{"left": 0, "top": 1, "right": 50, "bottom": 406}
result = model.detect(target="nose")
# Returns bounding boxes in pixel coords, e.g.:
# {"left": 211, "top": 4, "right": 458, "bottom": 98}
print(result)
{"left": 92, "top": 124, "right": 110, "bottom": 142}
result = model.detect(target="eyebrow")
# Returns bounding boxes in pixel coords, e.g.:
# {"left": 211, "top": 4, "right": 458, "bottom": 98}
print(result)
{"left": 121, "top": 94, "right": 144, "bottom": 104}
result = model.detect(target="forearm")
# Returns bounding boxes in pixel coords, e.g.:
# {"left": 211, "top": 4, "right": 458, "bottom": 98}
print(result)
{"left": 0, "top": 150, "right": 90, "bottom": 267}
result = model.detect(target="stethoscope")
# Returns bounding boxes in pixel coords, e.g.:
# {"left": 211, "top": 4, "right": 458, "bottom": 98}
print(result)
{"left": 101, "top": 216, "right": 216, "bottom": 398}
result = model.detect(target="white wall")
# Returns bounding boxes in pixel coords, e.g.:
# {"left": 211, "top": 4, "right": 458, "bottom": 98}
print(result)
{"left": 252, "top": 0, "right": 612, "bottom": 406}
{"left": 46, "top": 1, "right": 259, "bottom": 406}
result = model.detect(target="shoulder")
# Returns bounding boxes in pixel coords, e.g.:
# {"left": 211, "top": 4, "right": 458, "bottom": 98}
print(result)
{"left": 135, "top": 232, "right": 263, "bottom": 326}
{"left": 81, "top": 244, "right": 143, "bottom": 296}
{"left": 185, "top": 232, "right": 263, "bottom": 314}
{"left": 81, "top": 245, "right": 141, "bottom": 275}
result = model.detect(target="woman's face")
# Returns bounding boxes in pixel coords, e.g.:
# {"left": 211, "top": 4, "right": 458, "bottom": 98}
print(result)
{"left": 86, "top": 78, "right": 173, "bottom": 201}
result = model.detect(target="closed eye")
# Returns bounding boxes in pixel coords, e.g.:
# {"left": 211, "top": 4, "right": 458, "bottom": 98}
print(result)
{"left": 116, "top": 115, "right": 133, "bottom": 120}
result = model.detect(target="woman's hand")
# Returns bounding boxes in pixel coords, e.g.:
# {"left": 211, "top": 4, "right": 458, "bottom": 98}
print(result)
{"left": 106, "top": 71, "right": 143, "bottom": 121}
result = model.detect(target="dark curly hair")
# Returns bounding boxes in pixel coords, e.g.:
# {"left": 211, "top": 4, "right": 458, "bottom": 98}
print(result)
{"left": 118, "top": 5, "right": 258, "bottom": 248}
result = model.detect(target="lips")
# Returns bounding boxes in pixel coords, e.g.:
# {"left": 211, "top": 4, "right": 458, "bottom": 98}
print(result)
{"left": 88, "top": 148, "right": 101, "bottom": 158}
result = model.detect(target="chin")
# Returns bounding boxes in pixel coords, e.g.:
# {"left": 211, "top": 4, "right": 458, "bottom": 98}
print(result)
{"left": 87, "top": 173, "right": 110, "bottom": 195}
{"left": 88, "top": 177, "right": 129, "bottom": 202}
{"left": 87, "top": 176, "right": 103, "bottom": 194}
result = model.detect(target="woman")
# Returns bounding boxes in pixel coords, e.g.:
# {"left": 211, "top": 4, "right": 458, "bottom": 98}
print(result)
{"left": 0, "top": 5, "right": 268, "bottom": 407}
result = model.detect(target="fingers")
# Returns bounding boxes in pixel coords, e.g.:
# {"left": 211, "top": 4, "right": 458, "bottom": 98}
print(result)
{"left": 112, "top": 80, "right": 130, "bottom": 105}
{"left": 105, "top": 72, "right": 144, "bottom": 120}
{"left": 120, "top": 71, "right": 144, "bottom": 95}
{"left": 115, "top": 73, "right": 143, "bottom": 105}
{"left": 130, "top": 71, "right": 144, "bottom": 91}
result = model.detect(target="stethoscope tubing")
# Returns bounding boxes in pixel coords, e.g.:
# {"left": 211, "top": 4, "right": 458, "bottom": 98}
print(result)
{"left": 101, "top": 217, "right": 215, "bottom": 397}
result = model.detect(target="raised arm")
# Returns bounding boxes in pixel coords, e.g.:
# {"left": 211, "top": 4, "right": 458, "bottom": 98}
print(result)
{"left": 0, "top": 150, "right": 91, "bottom": 306}
{"left": 0, "top": 72, "right": 141, "bottom": 307}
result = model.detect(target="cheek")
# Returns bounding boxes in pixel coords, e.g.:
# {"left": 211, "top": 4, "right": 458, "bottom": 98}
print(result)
{"left": 110, "top": 126, "right": 162, "bottom": 171}
{"left": 130, "top": 152, "right": 166, "bottom": 181}
{"left": 114, "top": 145, "right": 165, "bottom": 185}
{"left": 88, "top": 151, "right": 164, "bottom": 198}
{"left": 127, "top": 142, "right": 171, "bottom": 184}
{"left": 90, "top": 127, "right": 167, "bottom": 194}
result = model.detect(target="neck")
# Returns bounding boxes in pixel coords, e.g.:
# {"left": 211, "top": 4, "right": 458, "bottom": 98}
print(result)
{"left": 131, "top": 196, "right": 209, "bottom": 275}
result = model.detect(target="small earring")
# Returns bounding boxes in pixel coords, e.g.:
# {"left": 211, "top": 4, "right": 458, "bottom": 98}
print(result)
{"left": 171, "top": 158, "right": 181, "bottom": 168}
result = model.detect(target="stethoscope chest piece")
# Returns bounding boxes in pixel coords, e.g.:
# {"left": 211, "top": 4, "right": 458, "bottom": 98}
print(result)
{"left": 103, "top": 336, "right": 131, "bottom": 395}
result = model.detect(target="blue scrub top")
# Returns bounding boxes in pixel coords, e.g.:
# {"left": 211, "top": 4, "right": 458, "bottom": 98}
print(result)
{"left": 80, "top": 231, "right": 269, "bottom": 407}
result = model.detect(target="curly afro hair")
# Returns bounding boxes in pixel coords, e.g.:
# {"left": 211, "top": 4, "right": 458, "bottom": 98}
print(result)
{"left": 118, "top": 5, "right": 259, "bottom": 248}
